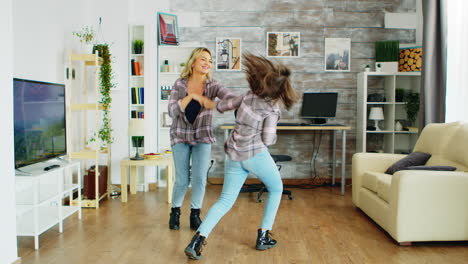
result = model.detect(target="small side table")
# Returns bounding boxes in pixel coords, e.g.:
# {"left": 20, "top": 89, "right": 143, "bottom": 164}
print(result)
{"left": 120, "top": 154, "right": 174, "bottom": 204}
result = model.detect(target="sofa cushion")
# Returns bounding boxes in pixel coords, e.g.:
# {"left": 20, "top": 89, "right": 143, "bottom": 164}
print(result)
{"left": 362, "top": 171, "right": 392, "bottom": 202}
{"left": 375, "top": 173, "right": 392, "bottom": 202}
{"left": 385, "top": 152, "right": 432, "bottom": 175}
{"left": 406, "top": 165, "right": 457, "bottom": 171}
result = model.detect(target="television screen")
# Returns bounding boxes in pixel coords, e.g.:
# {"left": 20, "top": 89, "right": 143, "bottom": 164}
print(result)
{"left": 13, "top": 78, "right": 66, "bottom": 168}
{"left": 300, "top": 92, "right": 338, "bottom": 118}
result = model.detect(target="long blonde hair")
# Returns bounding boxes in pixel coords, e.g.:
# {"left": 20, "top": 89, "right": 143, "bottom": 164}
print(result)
{"left": 180, "top": 47, "right": 212, "bottom": 80}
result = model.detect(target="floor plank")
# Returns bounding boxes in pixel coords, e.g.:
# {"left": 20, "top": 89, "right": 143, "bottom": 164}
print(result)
{"left": 17, "top": 185, "right": 468, "bottom": 264}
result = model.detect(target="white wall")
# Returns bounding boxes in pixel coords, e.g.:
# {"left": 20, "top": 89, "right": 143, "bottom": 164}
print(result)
{"left": 1, "top": 0, "right": 19, "bottom": 263}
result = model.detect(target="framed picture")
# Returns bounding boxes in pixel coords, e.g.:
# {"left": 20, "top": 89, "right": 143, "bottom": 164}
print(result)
{"left": 267, "top": 32, "right": 300, "bottom": 57}
{"left": 163, "top": 112, "right": 172, "bottom": 127}
{"left": 157, "top": 12, "right": 179, "bottom": 45}
{"left": 325, "top": 38, "right": 351, "bottom": 72}
{"left": 216, "top": 38, "right": 241, "bottom": 71}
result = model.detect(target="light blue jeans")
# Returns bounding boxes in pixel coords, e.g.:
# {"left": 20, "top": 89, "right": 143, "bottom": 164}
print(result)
{"left": 171, "top": 143, "right": 211, "bottom": 209}
{"left": 198, "top": 150, "right": 283, "bottom": 237}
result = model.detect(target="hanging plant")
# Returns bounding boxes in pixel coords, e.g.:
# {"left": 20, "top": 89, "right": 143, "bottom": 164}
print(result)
{"left": 89, "top": 43, "right": 115, "bottom": 149}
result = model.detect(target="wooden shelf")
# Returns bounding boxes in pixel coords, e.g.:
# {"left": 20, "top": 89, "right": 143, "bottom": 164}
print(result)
{"left": 70, "top": 103, "right": 105, "bottom": 110}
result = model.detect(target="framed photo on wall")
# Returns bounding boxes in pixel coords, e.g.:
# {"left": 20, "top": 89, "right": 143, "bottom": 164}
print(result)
{"left": 216, "top": 38, "right": 241, "bottom": 71}
{"left": 162, "top": 112, "right": 172, "bottom": 127}
{"left": 157, "top": 12, "right": 179, "bottom": 45}
{"left": 325, "top": 38, "right": 351, "bottom": 72}
{"left": 267, "top": 32, "right": 300, "bottom": 57}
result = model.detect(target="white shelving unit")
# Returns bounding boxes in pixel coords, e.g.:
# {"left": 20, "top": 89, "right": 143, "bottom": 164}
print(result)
{"left": 67, "top": 52, "right": 111, "bottom": 208}
{"left": 357, "top": 71, "right": 421, "bottom": 153}
{"left": 15, "top": 160, "right": 81, "bottom": 250}
{"left": 128, "top": 25, "right": 151, "bottom": 192}
{"left": 156, "top": 45, "right": 198, "bottom": 185}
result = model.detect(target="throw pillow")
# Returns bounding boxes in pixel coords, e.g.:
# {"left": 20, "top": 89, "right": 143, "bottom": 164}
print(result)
{"left": 385, "top": 152, "right": 432, "bottom": 175}
{"left": 406, "top": 165, "right": 457, "bottom": 171}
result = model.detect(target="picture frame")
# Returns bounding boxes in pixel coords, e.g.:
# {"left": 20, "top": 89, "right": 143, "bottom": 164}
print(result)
{"left": 157, "top": 12, "right": 179, "bottom": 46}
{"left": 163, "top": 112, "right": 172, "bottom": 127}
{"left": 325, "top": 38, "right": 351, "bottom": 72}
{"left": 399, "top": 46, "right": 422, "bottom": 72}
{"left": 216, "top": 38, "right": 241, "bottom": 71}
{"left": 267, "top": 32, "right": 300, "bottom": 57}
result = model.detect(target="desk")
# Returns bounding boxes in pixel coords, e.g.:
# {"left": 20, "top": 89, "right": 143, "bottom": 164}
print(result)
{"left": 220, "top": 124, "right": 351, "bottom": 195}
{"left": 120, "top": 155, "right": 174, "bottom": 203}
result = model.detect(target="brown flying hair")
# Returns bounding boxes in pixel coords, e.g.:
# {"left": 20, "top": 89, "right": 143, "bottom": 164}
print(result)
{"left": 243, "top": 53, "right": 298, "bottom": 110}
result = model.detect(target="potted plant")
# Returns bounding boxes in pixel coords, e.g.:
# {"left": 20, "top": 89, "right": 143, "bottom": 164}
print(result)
{"left": 364, "top": 64, "right": 371, "bottom": 72}
{"left": 73, "top": 26, "right": 95, "bottom": 53}
{"left": 395, "top": 88, "right": 405, "bottom": 102}
{"left": 88, "top": 44, "right": 115, "bottom": 149}
{"left": 376, "top": 63, "right": 382, "bottom": 72}
{"left": 133, "top": 39, "right": 144, "bottom": 54}
{"left": 375, "top": 40, "right": 399, "bottom": 73}
{"left": 404, "top": 91, "right": 420, "bottom": 125}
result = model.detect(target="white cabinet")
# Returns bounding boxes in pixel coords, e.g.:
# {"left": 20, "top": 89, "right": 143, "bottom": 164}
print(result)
{"left": 15, "top": 160, "right": 81, "bottom": 249}
{"left": 357, "top": 72, "right": 421, "bottom": 154}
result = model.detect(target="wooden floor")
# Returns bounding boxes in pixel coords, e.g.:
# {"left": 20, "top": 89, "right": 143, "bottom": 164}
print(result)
{"left": 18, "top": 185, "right": 468, "bottom": 264}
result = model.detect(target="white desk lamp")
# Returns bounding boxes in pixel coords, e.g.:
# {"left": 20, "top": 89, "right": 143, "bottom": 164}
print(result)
{"left": 129, "top": 119, "right": 145, "bottom": 160}
{"left": 369, "top": 107, "right": 384, "bottom": 131}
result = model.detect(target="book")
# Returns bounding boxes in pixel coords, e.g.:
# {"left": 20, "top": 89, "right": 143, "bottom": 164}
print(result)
{"left": 134, "top": 61, "right": 141, "bottom": 76}
{"left": 131, "top": 59, "right": 136, "bottom": 75}
{"left": 139, "top": 87, "right": 144, "bottom": 104}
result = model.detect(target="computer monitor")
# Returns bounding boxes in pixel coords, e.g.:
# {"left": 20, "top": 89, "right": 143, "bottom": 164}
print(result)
{"left": 300, "top": 92, "right": 338, "bottom": 124}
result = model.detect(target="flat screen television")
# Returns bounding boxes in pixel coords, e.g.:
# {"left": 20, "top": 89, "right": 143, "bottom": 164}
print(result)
{"left": 13, "top": 78, "right": 66, "bottom": 169}
{"left": 300, "top": 92, "right": 338, "bottom": 124}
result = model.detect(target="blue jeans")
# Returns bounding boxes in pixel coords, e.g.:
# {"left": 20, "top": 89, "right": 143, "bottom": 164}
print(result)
{"left": 198, "top": 150, "right": 283, "bottom": 237}
{"left": 171, "top": 143, "right": 212, "bottom": 209}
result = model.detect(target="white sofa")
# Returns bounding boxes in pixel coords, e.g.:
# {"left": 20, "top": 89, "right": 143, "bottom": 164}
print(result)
{"left": 352, "top": 122, "right": 468, "bottom": 244}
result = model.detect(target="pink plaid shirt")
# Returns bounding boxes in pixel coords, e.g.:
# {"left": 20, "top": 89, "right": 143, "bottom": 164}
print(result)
{"left": 217, "top": 91, "right": 280, "bottom": 161}
{"left": 168, "top": 78, "right": 234, "bottom": 146}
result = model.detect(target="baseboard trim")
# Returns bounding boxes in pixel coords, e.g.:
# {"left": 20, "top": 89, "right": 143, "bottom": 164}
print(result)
{"left": 207, "top": 177, "right": 352, "bottom": 186}
{"left": 12, "top": 257, "right": 21, "bottom": 264}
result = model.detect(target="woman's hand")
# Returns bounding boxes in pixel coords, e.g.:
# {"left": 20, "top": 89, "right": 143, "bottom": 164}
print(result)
{"left": 189, "top": 93, "right": 215, "bottom": 109}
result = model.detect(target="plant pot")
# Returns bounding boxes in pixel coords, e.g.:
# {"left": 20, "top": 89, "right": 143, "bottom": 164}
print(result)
{"left": 375, "top": 62, "right": 398, "bottom": 73}
{"left": 134, "top": 47, "right": 142, "bottom": 54}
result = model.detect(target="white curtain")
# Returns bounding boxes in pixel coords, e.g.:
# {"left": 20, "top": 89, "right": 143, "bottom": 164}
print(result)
{"left": 446, "top": 0, "right": 468, "bottom": 122}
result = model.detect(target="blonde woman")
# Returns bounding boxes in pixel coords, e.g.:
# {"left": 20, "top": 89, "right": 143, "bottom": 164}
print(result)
{"left": 168, "top": 47, "right": 234, "bottom": 231}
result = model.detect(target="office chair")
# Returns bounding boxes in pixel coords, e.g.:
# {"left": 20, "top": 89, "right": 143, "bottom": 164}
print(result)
{"left": 240, "top": 154, "right": 294, "bottom": 203}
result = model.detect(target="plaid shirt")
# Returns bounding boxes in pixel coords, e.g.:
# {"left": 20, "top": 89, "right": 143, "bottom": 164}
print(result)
{"left": 168, "top": 78, "right": 234, "bottom": 146}
{"left": 217, "top": 91, "right": 280, "bottom": 161}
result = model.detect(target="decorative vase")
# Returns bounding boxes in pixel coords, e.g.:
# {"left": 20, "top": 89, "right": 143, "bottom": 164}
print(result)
{"left": 395, "top": 121, "right": 403, "bottom": 131}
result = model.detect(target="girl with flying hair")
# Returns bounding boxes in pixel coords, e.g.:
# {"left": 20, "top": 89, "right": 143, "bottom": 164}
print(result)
{"left": 185, "top": 53, "right": 298, "bottom": 260}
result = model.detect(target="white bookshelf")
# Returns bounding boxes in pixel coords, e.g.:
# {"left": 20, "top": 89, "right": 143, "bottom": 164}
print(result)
{"left": 357, "top": 71, "right": 421, "bottom": 154}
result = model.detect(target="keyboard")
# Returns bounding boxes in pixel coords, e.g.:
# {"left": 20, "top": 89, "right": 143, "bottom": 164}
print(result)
{"left": 277, "top": 123, "right": 343, "bottom": 127}
{"left": 277, "top": 123, "right": 302, "bottom": 126}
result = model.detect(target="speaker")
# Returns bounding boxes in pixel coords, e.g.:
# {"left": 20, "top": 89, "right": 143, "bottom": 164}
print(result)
{"left": 83, "top": 165, "right": 108, "bottom": 199}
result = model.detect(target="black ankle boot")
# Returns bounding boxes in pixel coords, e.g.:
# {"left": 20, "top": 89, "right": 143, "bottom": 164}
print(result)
{"left": 184, "top": 231, "right": 207, "bottom": 260}
{"left": 169, "top": 207, "right": 180, "bottom": 230}
{"left": 256, "top": 229, "right": 277, "bottom": 250}
{"left": 190, "top": 208, "right": 202, "bottom": 230}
